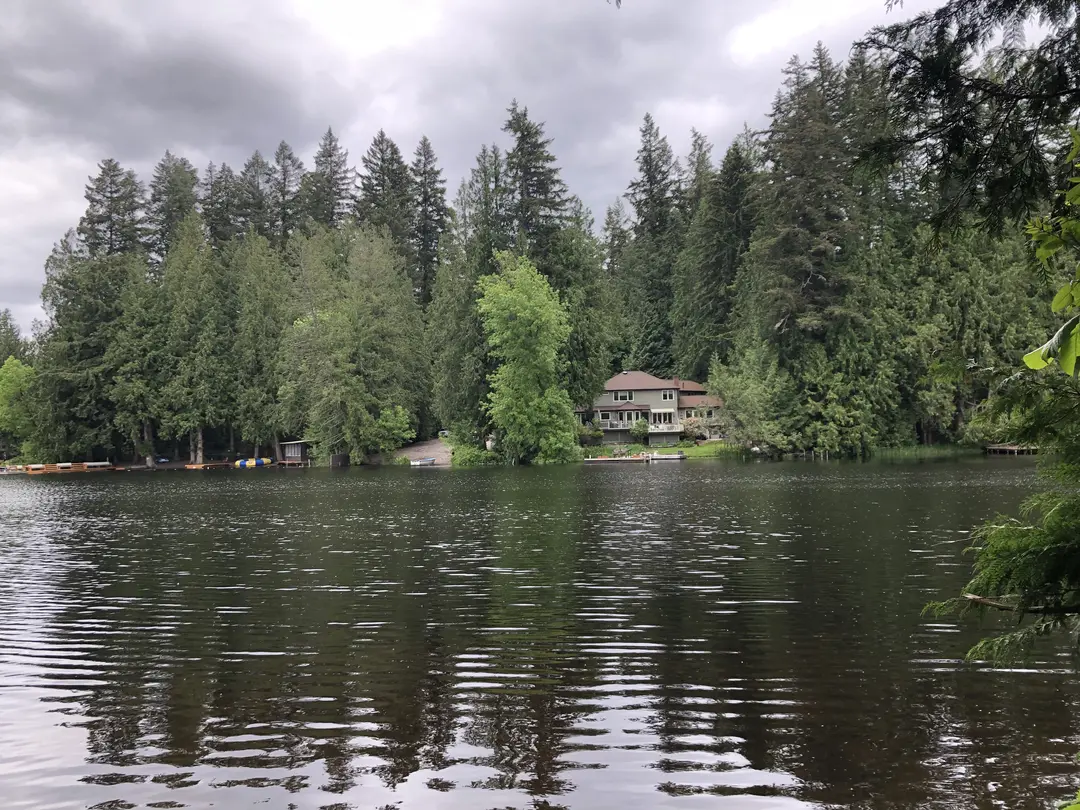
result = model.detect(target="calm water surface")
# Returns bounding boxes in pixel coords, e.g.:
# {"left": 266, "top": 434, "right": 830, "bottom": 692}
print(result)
{"left": 1, "top": 458, "right": 1077, "bottom": 809}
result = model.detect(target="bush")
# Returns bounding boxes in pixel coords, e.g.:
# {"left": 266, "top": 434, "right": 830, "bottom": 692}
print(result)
{"left": 450, "top": 444, "right": 500, "bottom": 467}
{"left": 578, "top": 421, "right": 604, "bottom": 446}
{"left": 629, "top": 417, "right": 650, "bottom": 443}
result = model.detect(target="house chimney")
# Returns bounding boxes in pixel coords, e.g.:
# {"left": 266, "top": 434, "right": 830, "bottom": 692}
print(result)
{"left": 672, "top": 375, "right": 680, "bottom": 389}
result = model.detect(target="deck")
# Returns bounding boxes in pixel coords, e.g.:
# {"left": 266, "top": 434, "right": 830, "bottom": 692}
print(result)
{"left": 985, "top": 444, "right": 1038, "bottom": 455}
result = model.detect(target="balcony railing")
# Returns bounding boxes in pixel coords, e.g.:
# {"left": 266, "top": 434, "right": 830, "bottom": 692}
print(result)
{"left": 596, "top": 420, "right": 681, "bottom": 432}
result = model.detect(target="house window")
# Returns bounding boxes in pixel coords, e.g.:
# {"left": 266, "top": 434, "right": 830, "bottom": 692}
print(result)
{"left": 600, "top": 412, "right": 611, "bottom": 421}
{"left": 706, "top": 410, "right": 714, "bottom": 418}
{"left": 614, "top": 391, "right": 634, "bottom": 402}
{"left": 662, "top": 390, "right": 675, "bottom": 401}
{"left": 653, "top": 412, "right": 673, "bottom": 425}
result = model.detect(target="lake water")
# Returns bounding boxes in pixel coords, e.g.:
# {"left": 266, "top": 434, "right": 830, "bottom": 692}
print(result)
{"left": 1, "top": 458, "right": 1078, "bottom": 809}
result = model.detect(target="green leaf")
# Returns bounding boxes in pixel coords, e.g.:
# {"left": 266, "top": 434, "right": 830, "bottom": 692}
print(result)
{"left": 1052, "top": 283, "right": 1073, "bottom": 312}
{"left": 1024, "top": 315, "right": 1080, "bottom": 372}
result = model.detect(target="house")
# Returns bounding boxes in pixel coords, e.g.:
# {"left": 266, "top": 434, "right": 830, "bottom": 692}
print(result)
{"left": 577, "top": 371, "right": 723, "bottom": 446}
{"left": 280, "top": 440, "right": 312, "bottom": 467}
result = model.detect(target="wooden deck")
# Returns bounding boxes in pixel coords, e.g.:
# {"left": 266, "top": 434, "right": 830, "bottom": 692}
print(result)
{"left": 985, "top": 444, "right": 1038, "bottom": 456}
{"left": 25, "top": 462, "right": 117, "bottom": 475}
{"left": 183, "top": 461, "right": 234, "bottom": 470}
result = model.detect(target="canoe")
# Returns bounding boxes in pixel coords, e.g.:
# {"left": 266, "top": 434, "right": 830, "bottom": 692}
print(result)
{"left": 411, "top": 457, "right": 437, "bottom": 467}
{"left": 647, "top": 452, "right": 686, "bottom": 461}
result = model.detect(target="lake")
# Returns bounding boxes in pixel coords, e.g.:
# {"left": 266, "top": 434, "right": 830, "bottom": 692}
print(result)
{"left": 1, "top": 458, "right": 1077, "bottom": 809}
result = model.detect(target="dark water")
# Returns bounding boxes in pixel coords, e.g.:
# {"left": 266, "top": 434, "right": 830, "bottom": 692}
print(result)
{"left": 1, "top": 458, "right": 1078, "bottom": 810}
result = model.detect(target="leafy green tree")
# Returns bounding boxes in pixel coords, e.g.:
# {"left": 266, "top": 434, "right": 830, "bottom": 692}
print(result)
{"left": 146, "top": 151, "right": 199, "bottom": 262}
{"left": 0, "top": 356, "right": 35, "bottom": 459}
{"left": 409, "top": 135, "right": 448, "bottom": 305}
{"left": 267, "top": 140, "right": 306, "bottom": 249}
{"left": 78, "top": 158, "right": 146, "bottom": 257}
{"left": 356, "top": 130, "right": 415, "bottom": 259}
{"left": 161, "top": 212, "right": 234, "bottom": 463}
{"left": 629, "top": 414, "right": 650, "bottom": 444}
{"left": 0, "top": 309, "right": 26, "bottom": 363}
{"left": 304, "top": 126, "right": 353, "bottom": 229}
{"left": 477, "top": 251, "right": 580, "bottom": 464}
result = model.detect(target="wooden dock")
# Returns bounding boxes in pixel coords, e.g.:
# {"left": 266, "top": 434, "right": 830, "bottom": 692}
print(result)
{"left": 985, "top": 444, "right": 1038, "bottom": 456}
{"left": 183, "top": 461, "right": 234, "bottom": 470}
{"left": 584, "top": 455, "right": 648, "bottom": 465}
{"left": 25, "top": 462, "right": 117, "bottom": 475}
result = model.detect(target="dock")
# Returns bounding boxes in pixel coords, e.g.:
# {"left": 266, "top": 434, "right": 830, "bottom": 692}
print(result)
{"left": 985, "top": 444, "right": 1038, "bottom": 456}
{"left": 183, "top": 461, "right": 234, "bottom": 470}
{"left": 584, "top": 454, "right": 648, "bottom": 464}
{"left": 25, "top": 462, "right": 118, "bottom": 475}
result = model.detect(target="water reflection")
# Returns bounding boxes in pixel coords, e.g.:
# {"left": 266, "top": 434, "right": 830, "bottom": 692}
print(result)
{"left": 1, "top": 460, "right": 1078, "bottom": 809}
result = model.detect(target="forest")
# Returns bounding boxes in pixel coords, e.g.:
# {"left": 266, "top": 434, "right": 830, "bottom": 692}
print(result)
{"left": 0, "top": 37, "right": 1060, "bottom": 465}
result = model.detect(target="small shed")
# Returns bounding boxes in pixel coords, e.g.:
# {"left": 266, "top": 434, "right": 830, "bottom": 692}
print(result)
{"left": 280, "top": 440, "right": 312, "bottom": 467}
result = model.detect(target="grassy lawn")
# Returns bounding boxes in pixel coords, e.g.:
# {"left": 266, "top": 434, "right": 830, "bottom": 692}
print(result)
{"left": 583, "top": 441, "right": 742, "bottom": 459}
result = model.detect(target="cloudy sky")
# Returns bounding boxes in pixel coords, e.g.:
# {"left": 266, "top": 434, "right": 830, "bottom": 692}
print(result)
{"left": 1, "top": 0, "right": 941, "bottom": 331}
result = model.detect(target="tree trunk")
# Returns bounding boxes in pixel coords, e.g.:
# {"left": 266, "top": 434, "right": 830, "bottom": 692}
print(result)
{"left": 189, "top": 432, "right": 196, "bottom": 464}
{"left": 229, "top": 425, "right": 235, "bottom": 456}
{"left": 254, "top": 445, "right": 260, "bottom": 459}
{"left": 196, "top": 427, "right": 205, "bottom": 465}
{"left": 143, "top": 420, "right": 156, "bottom": 469}
{"left": 273, "top": 434, "right": 283, "bottom": 462}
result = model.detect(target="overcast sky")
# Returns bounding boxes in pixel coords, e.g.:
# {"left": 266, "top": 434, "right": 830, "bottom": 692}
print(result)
{"left": 0, "top": 0, "right": 942, "bottom": 331}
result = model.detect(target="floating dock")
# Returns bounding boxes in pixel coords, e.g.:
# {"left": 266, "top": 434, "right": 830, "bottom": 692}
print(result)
{"left": 183, "top": 461, "right": 234, "bottom": 470}
{"left": 584, "top": 455, "right": 648, "bottom": 464}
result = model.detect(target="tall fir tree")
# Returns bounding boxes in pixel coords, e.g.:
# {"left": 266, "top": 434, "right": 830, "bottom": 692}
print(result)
{"left": 671, "top": 142, "right": 756, "bottom": 380}
{"left": 409, "top": 135, "right": 448, "bottom": 306}
{"left": 623, "top": 113, "right": 682, "bottom": 375}
{"left": 146, "top": 151, "right": 199, "bottom": 263}
{"left": 304, "top": 126, "right": 353, "bottom": 229}
{"left": 199, "top": 161, "right": 241, "bottom": 251}
{"left": 77, "top": 159, "right": 146, "bottom": 258}
{"left": 0, "top": 309, "right": 26, "bottom": 363}
{"left": 502, "top": 100, "right": 568, "bottom": 263}
{"left": 235, "top": 150, "right": 273, "bottom": 241}
{"left": 267, "top": 140, "right": 306, "bottom": 250}
{"left": 679, "top": 128, "right": 714, "bottom": 223}
{"left": 356, "top": 130, "right": 415, "bottom": 260}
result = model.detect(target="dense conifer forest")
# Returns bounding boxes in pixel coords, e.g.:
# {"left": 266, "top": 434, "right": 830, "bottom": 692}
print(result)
{"left": 0, "top": 34, "right": 1062, "bottom": 464}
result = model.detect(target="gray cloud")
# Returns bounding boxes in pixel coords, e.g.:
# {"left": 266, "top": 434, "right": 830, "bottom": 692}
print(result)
{"left": 0, "top": 0, "right": 938, "bottom": 331}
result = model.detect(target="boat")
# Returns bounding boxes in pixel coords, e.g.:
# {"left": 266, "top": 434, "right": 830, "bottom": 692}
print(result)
{"left": 411, "top": 457, "right": 437, "bottom": 467}
{"left": 234, "top": 458, "right": 274, "bottom": 468}
{"left": 647, "top": 451, "right": 687, "bottom": 461}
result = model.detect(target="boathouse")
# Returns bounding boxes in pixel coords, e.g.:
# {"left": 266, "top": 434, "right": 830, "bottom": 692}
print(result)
{"left": 280, "top": 440, "right": 313, "bottom": 467}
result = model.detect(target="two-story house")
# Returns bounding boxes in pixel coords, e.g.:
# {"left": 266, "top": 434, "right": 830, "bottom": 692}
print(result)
{"left": 577, "top": 371, "right": 722, "bottom": 445}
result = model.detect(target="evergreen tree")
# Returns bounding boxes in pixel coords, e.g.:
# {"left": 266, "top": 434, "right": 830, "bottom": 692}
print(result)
{"left": 456, "top": 144, "right": 514, "bottom": 278}
{"left": 671, "top": 142, "right": 756, "bottom": 379}
{"left": 160, "top": 212, "right": 233, "bottom": 463}
{"left": 601, "top": 198, "right": 633, "bottom": 373}
{"left": 146, "top": 151, "right": 199, "bottom": 262}
{"left": 409, "top": 135, "right": 448, "bottom": 306}
{"left": 232, "top": 233, "right": 290, "bottom": 455}
{"left": 0, "top": 309, "right": 26, "bottom": 362}
{"left": 679, "top": 128, "right": 714, "bottom": 222}
{"left": 235, "top": 151, "right": 273, "bottom": 240}
{"left": 199, "top": 161, "right": 241, "bottom": 251}
{"left": 77, "top": 159, "right": 146, "bottom": 258}
{"left": 503, "top": 100, "right": 568, "bottom": 262}
{"left": 356, "top": 130, "right": 415, "bottom": 259}
{"left": 106, "top": 259, "right": 168, "bottom": 466}
{"left": 267, "top": 140, "right": 306, "bottom": 249}
{"left": 304, "top": 126, "right": 353, "bottom": 229}
{"left": 623, "top": 113, "right": 682, "bottom": 375}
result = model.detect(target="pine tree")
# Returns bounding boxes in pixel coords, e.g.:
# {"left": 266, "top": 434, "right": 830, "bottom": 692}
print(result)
{"left": 106, "top": 260, "right": 168, "bottom": 466}
{"left": 146, "top": 151, "right": 199, "bottom": 262}
{"left": 0, "top": 309, "right": 25, "bottom": 362}
{"left": 671, "top": 142, "right": 756, "bottom": 379}
{"left": 623, "top": 113, "right": 682, "bottom": 375}
{"left": 78, "top": 159, "right": 146, "bottom": 258}
{"left": 199, "top": 162, "right": 241, "bottom": 250}
{"left": 304, "top": 127, "right": 353, "bottom": 229}
{"left": 161, "top": 212, "right": 234, "bottom": 463}
{"left": 231, "top": 233, "right": 290, "bottom": 455}
{"left": 503, "top": 100, "right": 568, "bottom": 263}
{"left": 409, "top": 135, "right": 448, "bottom": 306}
{"left": 267, "top": 140, "right": 306, "bottom": 250}
{"left": 456, "top": 144, "right": 514, "bottom": 278}
{"left": 679, "top": 128, "right": 714, "bottom": 222}
{"left": 235, "top": 151, "right": 273, "bottom": 240}
{"left": 356, "top": 130, "right": 415, "bottom": 260}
